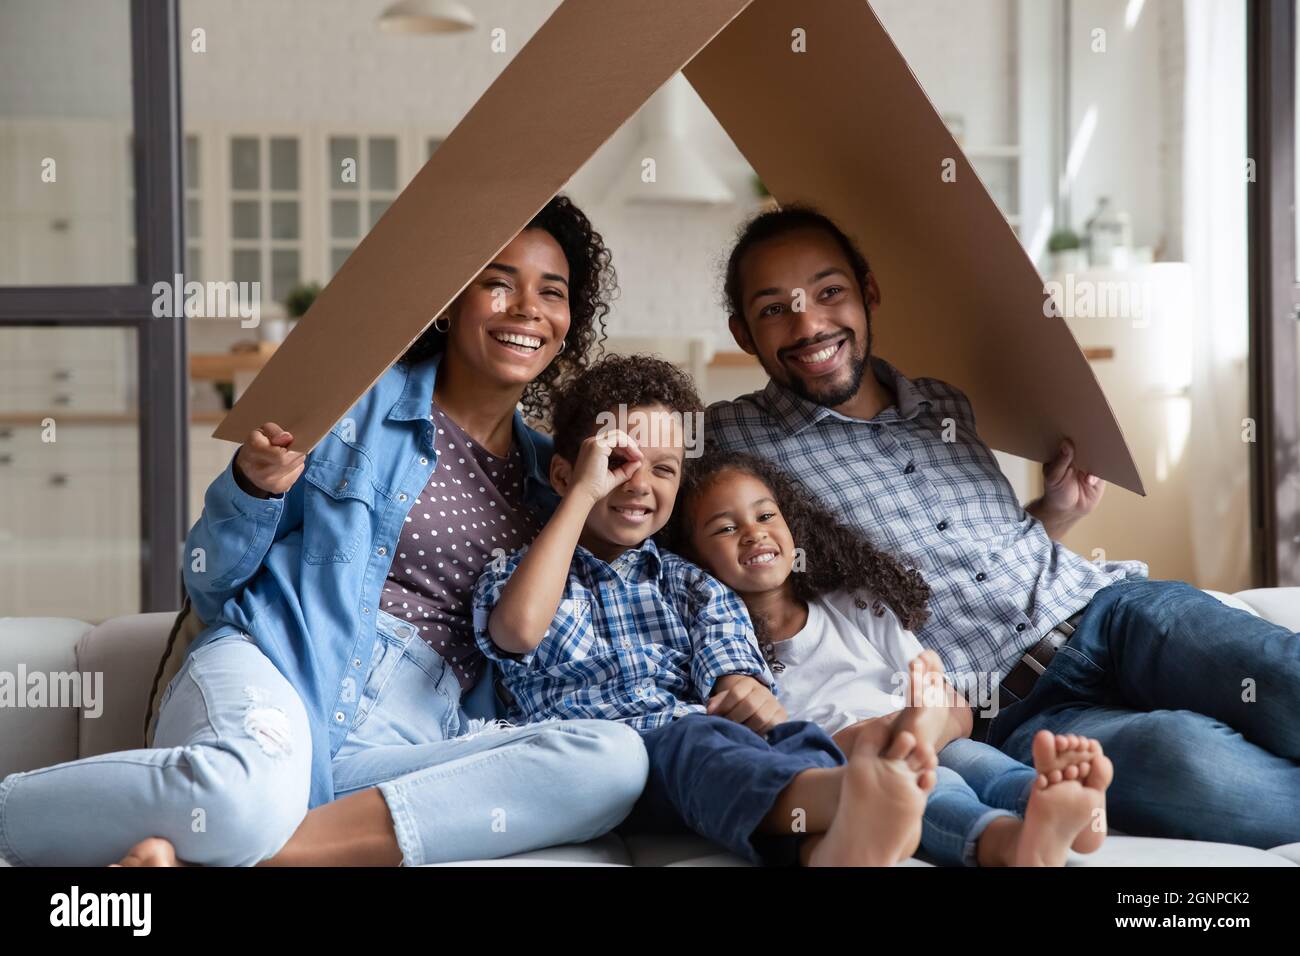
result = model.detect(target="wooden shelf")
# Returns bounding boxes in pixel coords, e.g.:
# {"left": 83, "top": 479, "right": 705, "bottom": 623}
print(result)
{"left": 190, "top": 341, "right": 278, "bottom": 381}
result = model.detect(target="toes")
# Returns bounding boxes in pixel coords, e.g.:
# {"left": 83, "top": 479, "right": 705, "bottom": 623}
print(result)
{"left": 886, "top": 730, "right": 917, "bottom": 762}
{"left": 917, "top": 768, "right": 937, "bottom": 794}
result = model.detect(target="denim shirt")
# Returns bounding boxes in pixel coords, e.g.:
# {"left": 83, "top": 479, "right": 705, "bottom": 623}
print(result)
{"left": 182, "top": 353, "right": 559, "bottom": 808}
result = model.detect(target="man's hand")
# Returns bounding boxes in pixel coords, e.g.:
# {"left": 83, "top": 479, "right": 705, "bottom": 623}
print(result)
{"left": 1026, "top": 439, "right": 1105, "bottom": 540}
{"left": 707, "top": 674, "right": 787, "bottom": 736}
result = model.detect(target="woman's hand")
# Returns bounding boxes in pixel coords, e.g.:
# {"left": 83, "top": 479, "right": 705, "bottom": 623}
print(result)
{"left": 569, "top": 428, "right": 643, "bottom": 507}
{"left": 707, "top": 674, "right": 788, "bottom": 735}
{"left": 234, "top": 422, "right": 306, "bottom": 498}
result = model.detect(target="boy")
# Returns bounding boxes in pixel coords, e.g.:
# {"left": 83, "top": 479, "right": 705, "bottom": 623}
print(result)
{"left": 472, "top": 354, "right": 937, "bottom": 866}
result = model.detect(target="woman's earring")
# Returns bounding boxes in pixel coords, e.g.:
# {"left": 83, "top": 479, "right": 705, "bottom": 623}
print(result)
{"left": 556, "top": 338, "right": 567, "bottom": 354}
{"left": 433, "top": 314, "right": 450, "bottom": 333}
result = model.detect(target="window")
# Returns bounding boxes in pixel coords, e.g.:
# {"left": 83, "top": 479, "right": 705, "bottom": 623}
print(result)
{"left": 327, "top": 135, "right": 399, "bottom": 277}
{"left": 184, "top": 134, "right": 202, "bottom": 280}
{"left": 229, "top": 134, "right": 302, "bottom": 304}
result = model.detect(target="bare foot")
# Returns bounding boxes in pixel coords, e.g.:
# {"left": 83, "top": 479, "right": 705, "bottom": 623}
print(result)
{"left": 111, "top": 837, "right": 190, "bottom": 867}
{"left": 890, "top": 651, "right": 953, "bottom": 757}
{"left": 1070, "top": 741, "right": 1113, "bottom": 854}
{"left": 807, "top": 722, "right": 935, "bottom": 867}
{"left": 1011, "top": 730, "right": 1107, "bottom": 866}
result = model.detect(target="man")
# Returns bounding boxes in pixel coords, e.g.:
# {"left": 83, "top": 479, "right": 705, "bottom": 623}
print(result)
{"left": 705, "top": 205, "right": 1300, "bottom": 848}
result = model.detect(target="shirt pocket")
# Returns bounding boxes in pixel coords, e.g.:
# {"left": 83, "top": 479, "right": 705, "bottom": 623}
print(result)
{"left": 301, "top": 457, "right": 377, "bottom": 565}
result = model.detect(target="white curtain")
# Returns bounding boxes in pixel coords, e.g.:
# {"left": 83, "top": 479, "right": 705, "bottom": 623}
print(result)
{"left": 1182, "top": 0, "right": 1251, "bottom": 591}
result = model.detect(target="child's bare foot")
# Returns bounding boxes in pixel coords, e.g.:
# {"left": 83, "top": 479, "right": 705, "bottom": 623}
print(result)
{"left": 890, "top": 651, "right": 952, "bottom": 753}
{"left": 807, "top": 723, "right": 935, "bottom": 867}
{"left": 1070, "top": 739, "right": 1112, "bottom": 854}
{"left": 111, "top": 837, "right": 190, "bottom": 867}
{"left": 1013, "top": 730, "right": 1107, "bottom": 866}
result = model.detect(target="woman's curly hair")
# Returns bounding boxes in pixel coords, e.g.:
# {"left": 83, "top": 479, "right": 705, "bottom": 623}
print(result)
{"left": 550, "top": 353, "right": 703, "bottom": 463}
{"left": 668, "top": 451, "right": 931, "bottom": 639}
{"left": 399, "top": 193, "right": 616, "bottom": 424}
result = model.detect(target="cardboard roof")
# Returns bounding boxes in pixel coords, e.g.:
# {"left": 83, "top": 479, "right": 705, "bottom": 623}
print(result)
{"left": 215, "top": 0, "right": 1144, "bottom": 495}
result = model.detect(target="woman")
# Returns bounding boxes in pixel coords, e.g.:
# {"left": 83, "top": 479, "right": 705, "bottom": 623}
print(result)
{"left": 0, "top": 196, "right": 649, "bottom": 867}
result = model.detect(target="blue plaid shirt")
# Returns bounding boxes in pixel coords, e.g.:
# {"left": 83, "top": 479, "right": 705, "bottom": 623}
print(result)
{"left": 704, "top": 358, "right": 1147, "bottom": 681}
{"left": 472, "top": 538, "right": 774, "bottom": 729}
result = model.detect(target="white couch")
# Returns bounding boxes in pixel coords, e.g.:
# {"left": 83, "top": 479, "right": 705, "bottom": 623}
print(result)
{"left": 3, "top": 592, "right": 1300, "bottom": 867}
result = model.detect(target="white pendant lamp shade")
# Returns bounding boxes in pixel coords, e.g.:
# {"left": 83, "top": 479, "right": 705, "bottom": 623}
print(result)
{"left": 611, "top": 74, "right": 735, "bottom": 206}
{"left": 378, "top": 0, "right": 477, "bottom": 35}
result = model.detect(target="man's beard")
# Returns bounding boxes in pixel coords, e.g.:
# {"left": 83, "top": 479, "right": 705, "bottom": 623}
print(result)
{"left": 780, "top": 320, "right": 873, "bottom": 409}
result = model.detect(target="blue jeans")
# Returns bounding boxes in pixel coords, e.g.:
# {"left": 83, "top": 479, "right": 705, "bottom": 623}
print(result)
{"left": 0, "top": 610, "right": 648, "bottom": 866}
{"left": 986, "top": 579, "right": 1300, "bottom": 847}
{"left": 623, "top": 716, "right": 844, "bottom": 865}
{"left": 923, "top": 737, "right": 1035, "bottom": 867}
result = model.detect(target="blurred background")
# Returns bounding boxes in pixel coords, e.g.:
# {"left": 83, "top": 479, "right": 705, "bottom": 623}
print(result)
{"left": 0, "top": 0, "right": 1274, "bottom": 620}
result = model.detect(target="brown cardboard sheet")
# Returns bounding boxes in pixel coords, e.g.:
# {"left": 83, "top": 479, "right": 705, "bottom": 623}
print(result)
{"left": 216, "top": 0, "right": 1143, "bottom": 495}
{"left": 214, "top": 0, "right": 753, "bottom": 447}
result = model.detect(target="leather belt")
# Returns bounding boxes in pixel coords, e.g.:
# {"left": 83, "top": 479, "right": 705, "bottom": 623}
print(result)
{"left": 970, "top": 607, "right": 1086, "bottom": 743}
{"left": 999, "top": 608, "right": 1084, "bottom": 702}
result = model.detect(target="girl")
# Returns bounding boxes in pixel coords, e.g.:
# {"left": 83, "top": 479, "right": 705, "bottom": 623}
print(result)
{"left": 671, "top": 450, "right": 1114, "bottom": 867}
{"left": 0, "top": 196, "right": 648, "bottom": 867}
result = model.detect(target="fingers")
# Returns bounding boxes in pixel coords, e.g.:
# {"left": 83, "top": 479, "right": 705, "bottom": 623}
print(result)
{"left": 1043, "top": 439, "right": 1074, "bottom": 485}
{"left": 595, "top": 428, "right": 643, "bottom": 461}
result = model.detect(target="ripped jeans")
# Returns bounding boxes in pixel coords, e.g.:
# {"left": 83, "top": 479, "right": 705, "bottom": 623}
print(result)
{"left": 0, "top": 611, "right": 648, "bottom": 866}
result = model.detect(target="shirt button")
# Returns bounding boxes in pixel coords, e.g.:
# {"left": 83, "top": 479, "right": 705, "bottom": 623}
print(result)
{"left": 419, "top": 457, "right": 428, "bottom": 466}
{"left": 362, "top": 606, "right": 370, "bottom": 615}
{"left": 377, "top": 546, "right": 387, "bottom": 556}
{"left": 904, "top": 463, "right": 916, "bottom": 474}
{"left": 1015, "top": 623, "right": 1026, "bottom": 632}
{"left": 975, "top": 572, "right": 986, "bottom": 582}
{"left": 622, "top": 638, "right": 632, "bottom": 649}
{"left": 336, "top": 479, "right": 348, "bottom": 492}
{"left": 398, "top": 493, "right": 408, "bottom": 501}
{"left": 334, "top": 711, "right": 345, "bottom": 723}
{"left": 352, "top": 658, "right": 361, "bottom": 667}
{"left": 937, "top": 520, "right": 949, "bottom": 532}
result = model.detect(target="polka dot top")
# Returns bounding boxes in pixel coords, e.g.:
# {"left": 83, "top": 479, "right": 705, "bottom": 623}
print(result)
{"left": 382, "top": 400, "right": 541, "bottom": 690}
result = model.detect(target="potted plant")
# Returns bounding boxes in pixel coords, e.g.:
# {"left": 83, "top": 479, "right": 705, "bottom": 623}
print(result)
{"left": 1047, "top": 229, "right": 1086, "bottom": 276}
{"left": 284, "top": 281, "right": 322, "bottom": 321}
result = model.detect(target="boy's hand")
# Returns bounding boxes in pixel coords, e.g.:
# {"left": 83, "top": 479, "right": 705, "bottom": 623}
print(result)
{"left": 707, "top": 674, "right": 787, "bottom": 735}
{"left": 570, "top": 428, "right": 644, "bottom": 506}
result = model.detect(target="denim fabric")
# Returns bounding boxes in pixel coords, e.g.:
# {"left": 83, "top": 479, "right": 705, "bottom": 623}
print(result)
{"left": 181, "top": 352, "right": 560, "bottom": 807}
{"left": 623, "top": 716, "right": 844, "bottom": 865}
{"left": 0, "top": 610, "right": 648, "bottom": 867}
{"left": 987, "top": 579, "right": 1300, "bottom": 847}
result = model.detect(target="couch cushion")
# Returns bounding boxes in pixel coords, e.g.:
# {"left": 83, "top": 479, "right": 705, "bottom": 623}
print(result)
{"left": 1231, "top": 588, "right": 1300, "bottom": 630}
{"left": 1268, "top": 842, "right": 1300, "bottom": 865}
{"left": 75, "top": 612, "right": 176, "bottom": 758}
{"left": 1067, "top": 836, "right": 1296, "bottom": 866}
{"left": 0, "top": 617, "right": 90, "bottom": 778}
{"left": 428, "top": 833, "right": 632, "bottom": 866}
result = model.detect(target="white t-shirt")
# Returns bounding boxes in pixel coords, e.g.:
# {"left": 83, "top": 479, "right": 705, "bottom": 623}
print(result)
{"left": 770, "top": 590, "right": 926, "bottom": 736}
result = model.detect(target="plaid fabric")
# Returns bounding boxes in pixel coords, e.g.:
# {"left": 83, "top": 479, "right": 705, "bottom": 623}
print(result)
{"left": 472, "top": 537, "right": 774, "bottom": 729}
{"left": 704, "top": 358, "right": 1147, "bottom": 681}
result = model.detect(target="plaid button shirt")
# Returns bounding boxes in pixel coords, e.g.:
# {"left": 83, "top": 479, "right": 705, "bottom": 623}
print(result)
{"left": 704, "top": 358, "right": 1147, "bottom": 681}
{"left": 472, "top": 537, "right": 774, "bottom": 730}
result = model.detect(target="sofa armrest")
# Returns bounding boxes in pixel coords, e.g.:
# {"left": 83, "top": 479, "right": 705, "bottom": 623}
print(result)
{"left": 75, "top": 612, "right": 177, "bottom": 759}
{"left": 1230, "top": 588, "right": 1300, "bottom": 630}
{"left": 0, "top": 617, "right": 91, "bottom": 778}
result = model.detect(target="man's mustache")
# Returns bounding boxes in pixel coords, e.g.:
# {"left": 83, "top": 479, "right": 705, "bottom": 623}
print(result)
{"left": 778, "top": 330, "right": 854, "bottom": 362}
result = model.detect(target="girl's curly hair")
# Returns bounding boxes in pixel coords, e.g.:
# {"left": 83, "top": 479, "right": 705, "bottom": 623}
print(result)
{"left": 399, "top": 194, "right": 616, "bottom": 424}
{"left": 668, "top": 451, "right": 931, "bottom": 638}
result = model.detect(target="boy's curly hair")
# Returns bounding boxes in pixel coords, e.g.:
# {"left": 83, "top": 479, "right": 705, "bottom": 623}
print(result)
{"left": 668, "top": 450, "right": 931, "bottom": 634}
{"left": 550, "top": 353, "right": 703, "bottom": 463}
{"left": 400, "top": 193, "right": 616, "bottom": 424}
